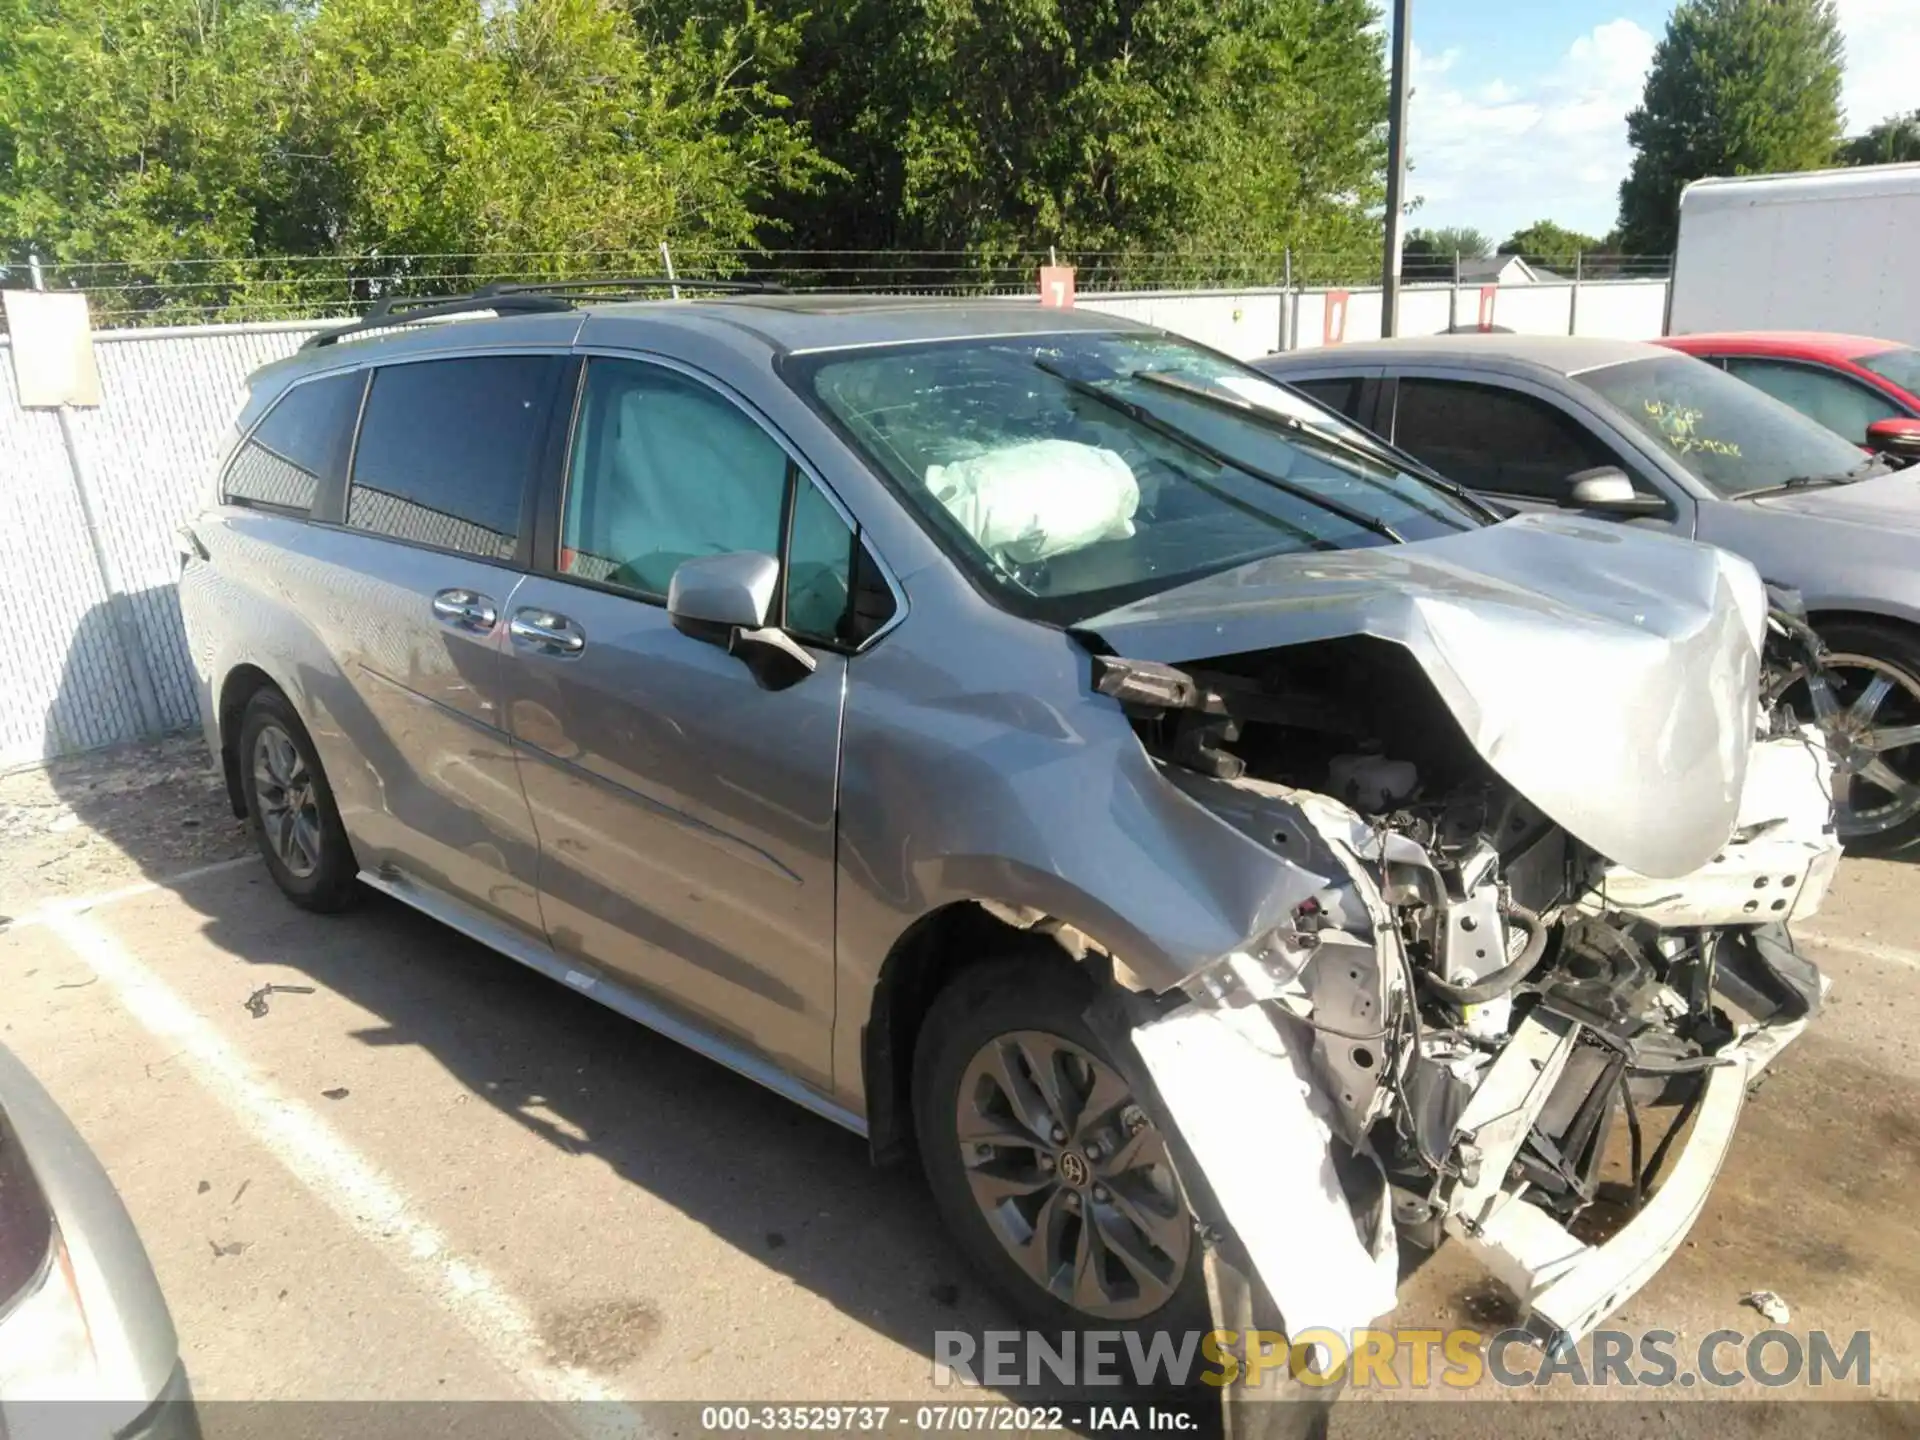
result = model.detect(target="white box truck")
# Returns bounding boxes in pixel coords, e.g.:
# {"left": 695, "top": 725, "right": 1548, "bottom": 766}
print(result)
{"left": 1668, "top": 162, "right": 1920, "bottom": 342}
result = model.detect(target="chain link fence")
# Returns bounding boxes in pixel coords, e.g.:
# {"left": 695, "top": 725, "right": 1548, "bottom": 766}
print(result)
{"left": 0, "top": 247, "right": 1673, "bottom": 329}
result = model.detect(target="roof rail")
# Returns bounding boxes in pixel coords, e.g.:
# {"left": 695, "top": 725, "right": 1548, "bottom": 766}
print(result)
{"left": 301, "top": 292, "right": 571, "bottom": 349}
{"left": 300, "top": 275, "right": 785, "bottom": 350}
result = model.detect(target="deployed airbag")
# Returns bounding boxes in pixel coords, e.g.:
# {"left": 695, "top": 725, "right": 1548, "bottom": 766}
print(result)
{"left": 926, "top": 440, "right": 1139, "bottom": 565}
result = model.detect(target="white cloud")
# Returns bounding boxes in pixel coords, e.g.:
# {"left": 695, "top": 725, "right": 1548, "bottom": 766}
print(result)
{"left": 1408, "top": 3, "right": 1920, "bottom": 248}
{"left": 1836, "top": 0, "right": 1920, "bottom": 132}
{"left": 1406, "top": 19, "right": 1657, "bottom": 244}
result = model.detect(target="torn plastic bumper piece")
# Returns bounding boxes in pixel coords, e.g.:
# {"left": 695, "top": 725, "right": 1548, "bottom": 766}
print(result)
{"left": 1448, "top": 1002, "right": 1817, "bottom": 1352}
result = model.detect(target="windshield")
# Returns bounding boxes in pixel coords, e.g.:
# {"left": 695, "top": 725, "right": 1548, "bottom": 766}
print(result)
{"left": 1577, "top": 353, "right": 1870, "bottom": 497}
{"left": 795, "top": 333, "right": 1482, "bottom": 623}
{"left": 1860, "top": 346, "right": 1920, "bottom": 395}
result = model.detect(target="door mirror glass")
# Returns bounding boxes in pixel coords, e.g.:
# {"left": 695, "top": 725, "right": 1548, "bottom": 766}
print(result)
{"left": 667, "top": 551, "right": 779, "bottom": 631}
{"left": 1865, "top": 417, "right": 1920, "bottom": 462}
{"left": 1561, "top": 466, "right": 1665, "bottom": 514}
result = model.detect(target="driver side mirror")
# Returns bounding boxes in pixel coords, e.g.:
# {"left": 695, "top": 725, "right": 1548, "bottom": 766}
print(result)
{"left": 667, "top": 552, "right": 817, "bottom": 688}
{"left": 1559, "top": 465, "right": 1668, "bottom": 516}
{"left": 1865, "top": 417, "right": 1920, "bottom": 464}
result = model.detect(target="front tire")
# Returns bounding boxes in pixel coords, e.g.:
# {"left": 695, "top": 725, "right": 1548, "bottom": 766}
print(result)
{"left": 1804, "top": 620, "right": 1920, "bottom": 856}
{"left": 238, "top": 689, "right": 359, "bottom": 912}
{"left": 912, "top": 955, "right": 1210, "bottom": 1337}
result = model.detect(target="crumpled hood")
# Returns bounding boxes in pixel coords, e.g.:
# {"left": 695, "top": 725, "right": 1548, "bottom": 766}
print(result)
{"left": 1746, "top": 469, "right": 1920, "bottom": 529}
{"left": 1079, "top": 513, "right": 1768, "bottom": 878}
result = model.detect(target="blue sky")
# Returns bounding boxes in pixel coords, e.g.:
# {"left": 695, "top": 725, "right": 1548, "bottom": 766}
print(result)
{"left": 1406, "top": 0, "right": 1918, "bottom": 250}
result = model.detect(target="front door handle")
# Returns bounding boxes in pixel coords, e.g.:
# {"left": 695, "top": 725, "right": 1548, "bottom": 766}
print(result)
{"left": 432, "top": 588, "right": 498, "bottom": 633}
{"left": 510, "top": 608, "right": 587, "bottom": 655}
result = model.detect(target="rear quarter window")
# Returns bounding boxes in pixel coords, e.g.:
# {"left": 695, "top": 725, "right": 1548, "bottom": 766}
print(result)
{"left": 223, "top": 371, "right": 365, "bottom": 514}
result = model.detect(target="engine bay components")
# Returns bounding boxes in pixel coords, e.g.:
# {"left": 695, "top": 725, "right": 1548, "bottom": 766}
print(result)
{"left": 1109, "top": 594, "right": 1837, "bottom": 1350}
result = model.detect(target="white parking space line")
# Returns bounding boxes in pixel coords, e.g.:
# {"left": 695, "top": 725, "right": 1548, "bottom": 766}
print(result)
{"left": 2, "top": 856, "right": 261, "bottom": 931}
{"left": 1798, "top": 928, "right": 1920, "bottom": 972}
{"left": 42, "top": 905, "right": 646, "bottom": 1434}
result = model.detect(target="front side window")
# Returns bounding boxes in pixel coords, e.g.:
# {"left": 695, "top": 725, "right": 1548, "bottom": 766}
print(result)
{"left": 1723, "top": 357, "right": 1902, "bottom": 445}
{"left": 561, "top": 358, "right": 789, "bottom": 598}
{"left": 1577, "top": 354, "right": 1872, "bottom": 497}
{"left": 562, "top": 358, "right": 887, "bottom": 646}
{"left": 225, "top": 370, "right": 363, "bottom": 513}
{"left": 347, "top": 355, "right": 563, "bottom": 560}
{"left": 1392, "top": 378, "right": 1624, "bottom": 500}
{"left": 795, "top": 333, "right": 1481, "bottom": 624}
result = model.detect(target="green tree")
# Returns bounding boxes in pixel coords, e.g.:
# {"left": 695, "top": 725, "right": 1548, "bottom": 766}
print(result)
{"left": 676, "top": 0, "right": 1390, "bottom": 286}
{"left": 1401, "top": 225, "right": 1489, "bottom": 281}
{"left": 1406, "top": 225, "right": 1490, "bottom": 257}
{"left": 1841, "top": 110, "right": 1920, "bottom": 165}
{"left": 1499, "top": 220, "right": 1601, "bottom": 272}
{"left": 1616, "top": 0, "right": 1844, "bottom": 255}
{"left": 285, "top": 0, "right": 831, "bottom": 290}
{"left": 0, "top": 0, "right": 301, "bottom": 312}
{"left": 0, "top": 0, "right": 830, "bottom": 318}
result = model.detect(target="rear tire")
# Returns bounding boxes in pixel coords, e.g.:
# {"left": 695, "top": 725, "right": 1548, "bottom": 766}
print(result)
{"left": 1806, "top": 620, "right": 1920, "bottom": 857}
{"left": 912, "top": 954, "right": 1211, "bottom": 1343}
{"left": 237, "top": 689, "right": 359, "bottom": 912}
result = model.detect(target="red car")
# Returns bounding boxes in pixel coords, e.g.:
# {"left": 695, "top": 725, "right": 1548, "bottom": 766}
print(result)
{"left": 1658, "top": 331, "right": 1920, "bottom": 459}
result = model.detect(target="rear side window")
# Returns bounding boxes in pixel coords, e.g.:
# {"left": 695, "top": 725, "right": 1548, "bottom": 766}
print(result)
{"left": 347, "top": 356, "right": 563, "bottom": 560}
{"left": 1288, "top": 376, "right": 1363, "bottom": 421}
{"left": 224, "top": 371, "right": 363, "bottom": 513}
{"left": 1392, "top": 377, "right": 1621, "bottom": 500}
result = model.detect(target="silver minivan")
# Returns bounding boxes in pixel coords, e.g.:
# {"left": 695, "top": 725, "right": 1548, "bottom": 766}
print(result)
{"left": 179, "top": 287, "right": 1836, "bottom": 1355}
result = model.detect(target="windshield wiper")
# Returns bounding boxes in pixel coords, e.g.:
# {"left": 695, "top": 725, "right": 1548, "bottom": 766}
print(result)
{"left": 1128, "top": 369, "right": 1503, "bottom": 524}
{"left": 1747, "top": 456, "right": 1887, "bottom": 498}
{"left": 1032, "top": 359, "right": 1406, "bottom": 544}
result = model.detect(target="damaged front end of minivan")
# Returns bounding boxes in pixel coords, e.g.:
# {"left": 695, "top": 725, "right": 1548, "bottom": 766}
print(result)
{"left": 1073, "top": 517, "right": 1840, "bottom": 1353}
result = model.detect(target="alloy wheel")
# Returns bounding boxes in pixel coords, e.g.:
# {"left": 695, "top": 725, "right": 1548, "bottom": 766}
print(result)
{"left": 252, "top": 723, "right": 323, "bottom": 879}
{"left": 1793, "top": 652, "right": 1920, "bottom": 841}
{"left": 954, "top": 1030, "right": 1191, "bottom": 1321}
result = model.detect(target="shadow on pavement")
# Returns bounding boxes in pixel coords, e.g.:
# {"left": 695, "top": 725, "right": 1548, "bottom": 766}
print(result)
{"left": 28, "top": 598, "right": 1035, "bottom": 1408}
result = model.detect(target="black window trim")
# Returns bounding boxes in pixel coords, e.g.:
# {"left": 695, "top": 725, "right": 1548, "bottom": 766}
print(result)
{"left": 220, "top": 366, "right": 370, "bottom": 520}
{"left": 319, "top": 346, "right": 575, "bottom": 571}
{"left": 529, "top": 345, "right": 908, "bottom": 656}
{"left": 1384, "top": 363, "right": 1689, "bottom": 519}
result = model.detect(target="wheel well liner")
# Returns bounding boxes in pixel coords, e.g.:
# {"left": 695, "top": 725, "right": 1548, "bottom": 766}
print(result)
{"left": 861, "top": 901, "right": 1079, "bottom": 1165}
{"left": 1805, "top": 608, "right": 1920, "bottom": 642}
{"left": 216, "top": 664, "right": 282, "bottom": 817}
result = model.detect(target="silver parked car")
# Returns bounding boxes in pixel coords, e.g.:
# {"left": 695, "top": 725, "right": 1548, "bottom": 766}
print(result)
{"left": 0, "top": 1039, "right": 197, "bottom": 1437}
{"left": 180, "top": 289, "right": 1836, "bottom": 1352}
{"left": 1255, "top": 334, "right": 1920, "bottom": 853}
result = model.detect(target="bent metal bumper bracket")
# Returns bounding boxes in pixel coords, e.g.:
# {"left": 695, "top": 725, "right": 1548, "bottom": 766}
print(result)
{"left": 1448, "top": 1006, "right": 1812, "bottom": 1351}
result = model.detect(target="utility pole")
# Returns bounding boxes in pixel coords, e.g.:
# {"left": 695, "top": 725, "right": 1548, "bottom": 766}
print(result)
{"left": 1380, "top": 0, "right": 1413, "bottom": 338}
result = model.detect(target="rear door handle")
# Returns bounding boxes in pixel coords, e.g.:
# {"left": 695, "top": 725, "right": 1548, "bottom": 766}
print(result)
{"left": 510, "top": 608, "right": 587, "bottom": 655}
{"left": 432, "top": 588, "right": 498, "bottom": 632}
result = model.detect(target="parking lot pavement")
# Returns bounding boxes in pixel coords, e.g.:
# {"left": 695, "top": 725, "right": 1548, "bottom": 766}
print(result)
{"left": 2, "top": 740, "right": 1917, "bottom": 1422}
